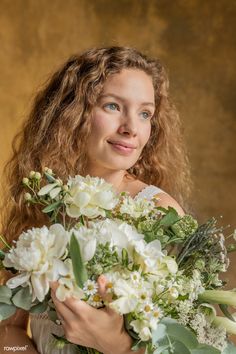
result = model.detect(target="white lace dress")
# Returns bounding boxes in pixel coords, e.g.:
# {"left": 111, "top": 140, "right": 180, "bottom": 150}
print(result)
{"left": 30, "top": 185, "right": 166, "bottom": 354}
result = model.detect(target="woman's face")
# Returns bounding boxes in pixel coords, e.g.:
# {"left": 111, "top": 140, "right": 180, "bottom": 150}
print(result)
{"left": 86, "top": 68, "right": 155, "bottom": 173}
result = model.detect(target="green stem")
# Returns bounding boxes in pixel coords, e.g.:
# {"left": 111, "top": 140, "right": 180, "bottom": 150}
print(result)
{"left": 0, "top": 235, "right": 11, "bottom": 249}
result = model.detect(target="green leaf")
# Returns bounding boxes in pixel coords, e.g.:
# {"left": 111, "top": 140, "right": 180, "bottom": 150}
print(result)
{"left": 0, "top": 303, "right": 16, "bottom": 320}
{"left": 122, "top": 248, "right": 129, "bottom": 267}
{"left": 152, "top": 323, "right": 167, "bottom": 344}
{"left": 171, "top": 340, "right": 191, "bottom": 354}
{"left": 153, "top": 345, "right": 170, "bottom": 354}
{"left": 223, "top": 342, "right": 236, "bottom": 354}
{"left": 42, "top": 201, "right": 61, "bottom": 213}
{"left": 0, "top": 249, "right": 5, "bottom": 260}
{"left": 161, "top": 318, "right": 198, "bottom": 349}
{"left": 0, "top": 285, "right": 12, "bottom": 304}
{"left": 30, "top": 301, "right": 48, "bottom": 314}
{"left": 44, "top": 172, "right": 57, "bottom": 183}
{"left": 12, "top": 287, "right": 32, "bottom": 310}
{"left": 191, "top": 344, "right": 221, "bottom": 354}
{"left": 159, "top": 207, "right": 180, "bottom": 228}
{"left": 38, "top": 182, "right": 58, "bottom": 196}
{"left": 70, "top": 233, "right": 88, "bottom": 288}
{"left": 219, "top": 304, "right": 236, "bottom": 322}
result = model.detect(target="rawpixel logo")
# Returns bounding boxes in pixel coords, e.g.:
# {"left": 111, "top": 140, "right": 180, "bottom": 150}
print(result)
{"left": 4, "top": 345, "right": 28, "bottom": 352}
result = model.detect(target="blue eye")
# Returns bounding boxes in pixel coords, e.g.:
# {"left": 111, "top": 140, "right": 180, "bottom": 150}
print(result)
{"left": 105, "top": 103, "right": 119, "bottom": 111}
{"left": 141, "top": 111, "right": 152, "bottom": 120}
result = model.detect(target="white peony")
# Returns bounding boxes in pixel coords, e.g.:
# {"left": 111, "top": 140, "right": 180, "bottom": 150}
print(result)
{"left": 64, "top": 175, "right": 118, "bottom": 218}
{"left": 4, "top": 224, "right": 69, "bottom": 301}
{"left": 92, "top": 219, "right": 144, "bottom": 256}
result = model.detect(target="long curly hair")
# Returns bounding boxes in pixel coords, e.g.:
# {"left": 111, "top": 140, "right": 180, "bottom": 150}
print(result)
{"left": 0, "top": 46, "right": 193, "bottom": 243}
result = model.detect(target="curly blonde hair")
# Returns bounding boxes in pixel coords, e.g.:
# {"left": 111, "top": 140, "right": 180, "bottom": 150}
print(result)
{"left": 0, "top": 46, "right": 193, "bottom": 243}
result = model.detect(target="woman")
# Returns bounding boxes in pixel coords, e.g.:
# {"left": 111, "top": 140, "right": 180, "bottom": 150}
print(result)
{"left": 0, "top": 46, "right": 192, "bottom": 353}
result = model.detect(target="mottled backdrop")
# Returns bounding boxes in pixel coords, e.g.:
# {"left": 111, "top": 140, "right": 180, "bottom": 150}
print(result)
{"left": 0, "top": 0, "right": 235, "bottom": 283}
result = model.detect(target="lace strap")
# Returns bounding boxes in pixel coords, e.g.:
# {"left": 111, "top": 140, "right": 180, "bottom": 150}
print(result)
{"left": 134, "top": 185, "right": 166, "bottom": 201}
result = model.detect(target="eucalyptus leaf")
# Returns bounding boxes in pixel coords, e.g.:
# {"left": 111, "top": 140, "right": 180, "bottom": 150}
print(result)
{"left": 223, "top": 342, "right": 236, "bottom": 354}
{"left": 0, "top": 303, "right": 16, "bottom": 320}
{"left": 42, "top": 201, "right": 62, "bottom": 213}
{"left": 161, "top": 319, "right": 198, "bottom": 349}
{"left": 70, "top": 233, "right": 88, "bottom": 288}
{"left": 152, "top": 323, "right": 167, "bottom": 344}
{"left": 191, "top": 344, "right": 221, "bottom": 354}
{"left": 170, "top": 339, "right": 191, "bottom": 354}
{"left": 12, "top": 287, "right": 32, "bottom": 310}
{"left": 153, "top": 345, "right": 170, "bottom": 354}
{"left": 30, "top": 301, "right": 48, "bottom": 314}
{"left": 0, "top": 285, "right": 12, "bottom": 304}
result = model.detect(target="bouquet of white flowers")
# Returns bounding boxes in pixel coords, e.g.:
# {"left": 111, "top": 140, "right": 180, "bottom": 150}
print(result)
{"left": 1, "top": 168, "right": 236, "bottom": 354}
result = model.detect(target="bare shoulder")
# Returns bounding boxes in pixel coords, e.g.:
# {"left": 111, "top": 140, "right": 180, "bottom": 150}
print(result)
{"left": 153, "top": 191, "right": 185, "bottom": 217}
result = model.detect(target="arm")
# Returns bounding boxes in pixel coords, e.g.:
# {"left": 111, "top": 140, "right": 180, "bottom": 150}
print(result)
{"left": 0, "top": 309, "right": 39, "bottom": 354}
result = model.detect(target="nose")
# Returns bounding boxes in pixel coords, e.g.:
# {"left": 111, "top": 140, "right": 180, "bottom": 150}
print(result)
{"left": 117, "top": 111, "right": 138, "bottom": 137}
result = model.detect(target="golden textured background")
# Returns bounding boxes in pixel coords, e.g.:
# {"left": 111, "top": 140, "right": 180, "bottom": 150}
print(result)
{"left": 0, "top": 0, "right": 235, "bottom": 284}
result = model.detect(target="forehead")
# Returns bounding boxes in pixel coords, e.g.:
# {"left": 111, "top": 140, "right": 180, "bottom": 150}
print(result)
{"left": 101, "top": 69, "right": 155, "bottom": 102}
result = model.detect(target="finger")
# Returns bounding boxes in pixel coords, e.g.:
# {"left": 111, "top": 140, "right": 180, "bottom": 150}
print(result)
{"left": 97, "top": 275, "right": 113, "bottom": 305}
{"left": 51, "top": 289, "right": 75, "bottom": 325}
{"left": 50, "top": 281, "right": 59, "bottom": 292}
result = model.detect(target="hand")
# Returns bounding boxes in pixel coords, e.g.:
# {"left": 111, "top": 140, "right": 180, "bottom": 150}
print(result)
{"left": 50, "top": 275, "right": 134, "bottom": 354}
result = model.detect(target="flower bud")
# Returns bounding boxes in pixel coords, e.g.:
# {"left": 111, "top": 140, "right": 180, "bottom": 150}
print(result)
{"left": 44, "top": 167, "right": 53, "bottom": 175}
{"left": 63, "top": 185, "right": 69, "bottom": 192}
{"left": 22, "top": 177, "right": 29, "bottom": 185}
{"left": 34, "top": 172, "right": 41, "bottom": 180}
{"left": 29, "top": 171, "right": 36, "bottom": 178}
{"left": 195, "top": 259, "right": 205, "bottom": 270}
{"left": 54, "top": 338, "right": 66, "bottom": 349}
{"left": 24, "top": 193, "right": 32, "bottom": 201}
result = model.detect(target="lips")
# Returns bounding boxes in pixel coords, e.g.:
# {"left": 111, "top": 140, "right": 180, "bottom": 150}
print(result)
{"left": 107, "top": 140, "right": 136, "bottom": 149}
{"left": 107, "top": 140, "right": 137, "bottom": 155}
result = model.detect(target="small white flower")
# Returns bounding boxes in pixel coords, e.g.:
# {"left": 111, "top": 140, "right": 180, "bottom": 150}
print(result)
{"left": 87, "top": 293, "right": 103, "bottom": 308}
{"left": 83, "top": 280, "right": 98, "bottom": 296}
{"left": 130, "top": 271, "right": 141, "bottom": 285}
{"left": 120, "top": 196, "right": 155, "bottom": 218}
{"left": 168, "top": 287, "right": 179, "bottom": 299}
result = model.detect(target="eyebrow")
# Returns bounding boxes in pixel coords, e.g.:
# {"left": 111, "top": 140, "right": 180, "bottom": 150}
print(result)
{"left": 99, "top": 93, "right": 155, "bottom": 107}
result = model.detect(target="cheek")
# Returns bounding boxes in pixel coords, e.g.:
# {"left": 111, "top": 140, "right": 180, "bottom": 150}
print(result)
{"left": 90, "top": 112, "right": 115, "bottom": 137}
{"left": 140, "top": 124, "right": 151, "bottom": 147}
